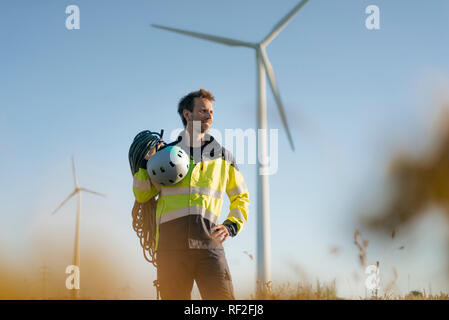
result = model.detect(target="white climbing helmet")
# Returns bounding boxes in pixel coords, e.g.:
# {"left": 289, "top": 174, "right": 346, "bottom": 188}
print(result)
{"left": 147, "top": 145, "right": 190, "bottom": 185}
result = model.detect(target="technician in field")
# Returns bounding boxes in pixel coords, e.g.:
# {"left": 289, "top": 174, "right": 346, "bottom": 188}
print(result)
{"left": 130, "top": 88, "right": 250, "bottom": 299}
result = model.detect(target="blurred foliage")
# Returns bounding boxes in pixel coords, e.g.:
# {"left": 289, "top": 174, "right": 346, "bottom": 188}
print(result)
{"left": 365, "top": 106, "right": 449, "bottom": 230}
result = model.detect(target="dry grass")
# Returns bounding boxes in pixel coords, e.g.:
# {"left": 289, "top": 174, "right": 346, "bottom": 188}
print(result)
{"left": 0, "top": 234, "right": 135, "bottom": 300}
{"left": 245, "top": 280, "right": 449, "bottom": 300}
{"left": 367, "top": 290, "right": 449, "bottom": 300}
{"left": 1, "top": 229, "right": 447, "bottom": 300}
{"left": 354, "top": 230, "right": 369, "bottom": 268}
{"left": 249, "top": 279, "right": 339, "bottom": 300}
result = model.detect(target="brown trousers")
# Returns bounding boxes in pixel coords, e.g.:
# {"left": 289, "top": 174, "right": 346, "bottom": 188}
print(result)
{"left": 156, "top": 249, "right": 235, "bottom": 300}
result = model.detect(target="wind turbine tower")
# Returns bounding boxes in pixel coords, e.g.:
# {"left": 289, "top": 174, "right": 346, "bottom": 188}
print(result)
{"left": 51, "top": 157, "right": 106, "bottom": 298}
{"left": 152, "top": 0, "right": 310, "bottom": 291}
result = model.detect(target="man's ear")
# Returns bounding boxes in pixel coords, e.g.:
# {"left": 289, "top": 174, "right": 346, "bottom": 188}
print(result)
{"left": 183, "top": 109, "right": 191, "bottom": 123}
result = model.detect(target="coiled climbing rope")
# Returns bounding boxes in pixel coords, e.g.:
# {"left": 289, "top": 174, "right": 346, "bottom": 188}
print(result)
{"left": 128, "top": 129, "right": 164, "bottom": 177}
{"left": 128, "top": 130, "right": 165, "bottom": 298}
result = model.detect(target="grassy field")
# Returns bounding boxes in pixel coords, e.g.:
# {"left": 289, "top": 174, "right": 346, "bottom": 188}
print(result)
{"left": 249, "top": 280, "right": 449, "bottom": 300}
{"left": 2, "top": 276, "right": 449, "bottom": 300}
{"left": 2, "top": 228, "right": 449, "bottom": 300}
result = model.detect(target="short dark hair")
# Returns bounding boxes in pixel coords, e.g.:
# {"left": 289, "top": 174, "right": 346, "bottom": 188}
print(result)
{"left": 178, "top": 88, "right": 215, "bottom": 127}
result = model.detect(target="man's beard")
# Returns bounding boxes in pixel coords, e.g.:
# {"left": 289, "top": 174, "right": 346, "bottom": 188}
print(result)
{"left": 201, "top": 123, "right": 210, "bottom": 133}
{"left": 192, "top": 120, "right": 212, "bottom": 133}
{"left": 192, "top": 120, "right": 211, "bottom": 133}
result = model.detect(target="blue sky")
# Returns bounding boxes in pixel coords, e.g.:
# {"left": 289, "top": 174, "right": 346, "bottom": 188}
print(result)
{"left": 1, "top": 0, "right": 449, "bottom": 299}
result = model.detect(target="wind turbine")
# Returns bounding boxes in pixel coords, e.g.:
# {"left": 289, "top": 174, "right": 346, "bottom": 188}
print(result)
{"left": 152, "top": 0, "right": 310, "bottom": 291}
{"left": 51, "top": 156, "right": 106, "bottom": 298}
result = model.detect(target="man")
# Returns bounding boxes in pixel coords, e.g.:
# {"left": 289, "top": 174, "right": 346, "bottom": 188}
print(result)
{"left": 132, "top": 88, "right": 250, "bottom": 299}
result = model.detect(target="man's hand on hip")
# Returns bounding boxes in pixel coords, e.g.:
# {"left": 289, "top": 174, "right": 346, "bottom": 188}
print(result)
{"left": 211, "top": 225, "right": 230, "bottom": 244}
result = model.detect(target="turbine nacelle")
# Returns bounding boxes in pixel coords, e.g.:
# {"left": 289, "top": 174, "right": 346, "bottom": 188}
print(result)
{"left": 150, "top": 0, "right": 311, "bottom": 151}
{"left": 51, "top": 157, "right": 106, "bottom": 216}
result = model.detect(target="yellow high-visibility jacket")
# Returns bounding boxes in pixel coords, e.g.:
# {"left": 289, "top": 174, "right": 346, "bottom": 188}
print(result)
{"left": 132, "top": 131, "right": 250, "bottom": 251}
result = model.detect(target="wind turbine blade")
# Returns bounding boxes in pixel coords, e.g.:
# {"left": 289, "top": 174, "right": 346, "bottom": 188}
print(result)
{"left": 51, "top": 191, "right": 76, "bottom": 215}
{"left": 72, "top": 156, "right": 79, "bottom": 188}
{"left": 259, "top": 47, "right": 295, "bottom": 151}
{"left": 151, "top": 24, "right": 256, "bottom": 48}
{"left": 261, "top": 0, "right": 310, "bottom": 46}
{"left": 80, "top": 188, "right": 106, "bottom": 198}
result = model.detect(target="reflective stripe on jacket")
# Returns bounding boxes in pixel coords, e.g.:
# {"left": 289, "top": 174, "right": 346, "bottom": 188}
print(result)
{"left": 132, "top": 131, "right": 250, "bottom": 251}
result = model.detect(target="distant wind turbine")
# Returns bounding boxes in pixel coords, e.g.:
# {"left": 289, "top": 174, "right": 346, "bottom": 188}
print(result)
{"left": 152, "top": 0, "right": 310, "bottom": 291}
{"left": 51, "top": 156, "right": 106, "bottom": 298}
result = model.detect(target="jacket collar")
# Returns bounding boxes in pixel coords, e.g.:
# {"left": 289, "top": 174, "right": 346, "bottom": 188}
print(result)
{"left": 176, "top": 130, "right": 221, "bottom": 163}
{"left": 176, "top": 129, "right": 215, "bottom": 148}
